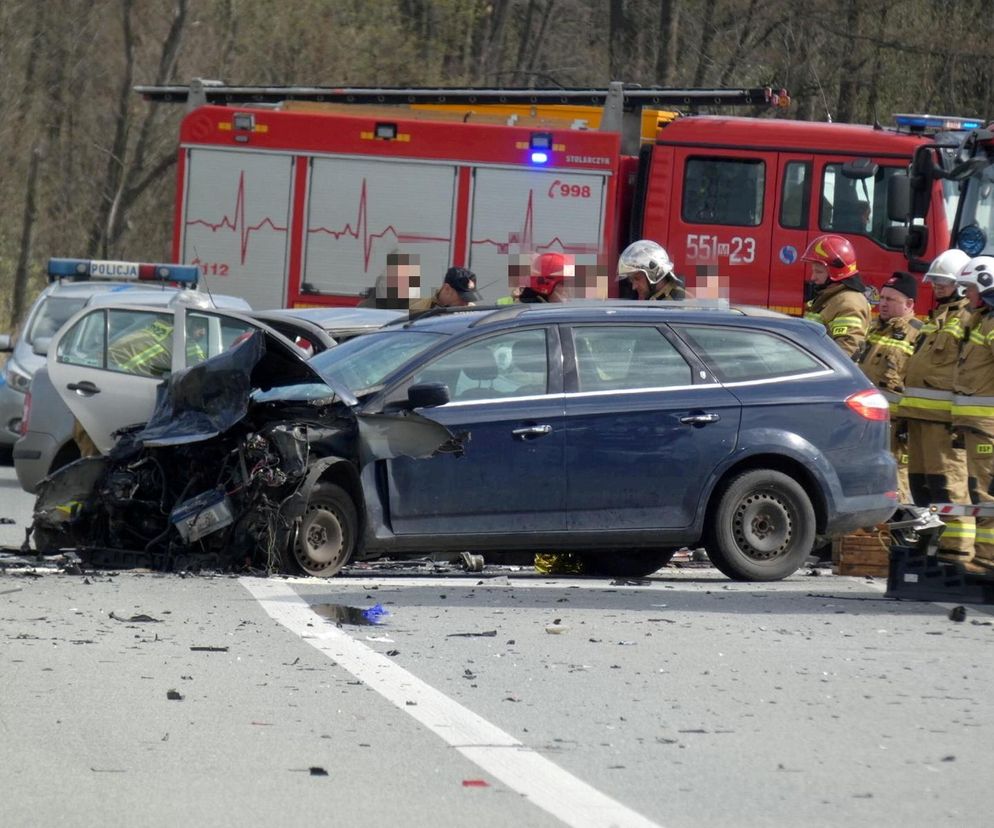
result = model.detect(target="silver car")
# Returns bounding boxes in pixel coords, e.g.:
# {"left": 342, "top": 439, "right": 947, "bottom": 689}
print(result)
{"left": 14, "top": 303, "right": 401, "bottom": 491}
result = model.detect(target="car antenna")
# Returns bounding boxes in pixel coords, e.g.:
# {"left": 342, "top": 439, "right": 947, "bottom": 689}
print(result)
{"left": 190, "top": 245, "right": 217, "bottom": 307}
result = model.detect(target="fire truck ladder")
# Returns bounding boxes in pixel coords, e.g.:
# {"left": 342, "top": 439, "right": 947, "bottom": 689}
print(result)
{"left": 135, "top": 79, "right": 789, "bottom": 153}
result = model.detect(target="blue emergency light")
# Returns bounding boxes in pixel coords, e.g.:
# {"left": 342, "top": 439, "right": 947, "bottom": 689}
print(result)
{"left": 894, "top": 113, "right": 985, "bottom": 132}
{"left": 529, "top": 132, "right": 553, "bottom": 165}
{"left": 47, "top": 258, "right": 200, "bottom": 286}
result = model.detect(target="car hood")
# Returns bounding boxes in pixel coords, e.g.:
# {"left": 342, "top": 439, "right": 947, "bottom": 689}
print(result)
{"left": 122, "top": 325, "right": 461, "bottom": 465}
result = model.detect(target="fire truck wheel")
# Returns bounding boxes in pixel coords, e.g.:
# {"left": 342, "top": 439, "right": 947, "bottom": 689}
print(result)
{"left": 291, "top": 483, "right": 357, "bottom": 578}
{"left": 582, "top": 549, "right": 676, "bottom": 578}
{"left": 706, "top": 470, "right": 815, "bottom": 581}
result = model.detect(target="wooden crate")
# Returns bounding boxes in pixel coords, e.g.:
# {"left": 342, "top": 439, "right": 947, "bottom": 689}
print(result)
{"left": 832, "top": 525, "right": 890, "bottom": 577}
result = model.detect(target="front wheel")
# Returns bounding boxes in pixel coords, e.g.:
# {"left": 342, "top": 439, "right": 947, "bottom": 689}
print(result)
{"left": 290, "top": 482, "right": 357, "bottom": 578}
{"left": 706, "top": 470, "right": 815, "bottom": 581}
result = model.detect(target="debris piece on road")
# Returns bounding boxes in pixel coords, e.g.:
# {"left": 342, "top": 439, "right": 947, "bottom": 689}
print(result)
{"left": 190, "top": 646, "right": 229, "bottom": 652}
{"left": 948, "top": 606, "right": 967, "bottom": 622}
{"left": 446, "top": 630, "right": 497, "bottom": 638}
{"left": 0, "top": 518, "right": 15, "bottom": 524}
{"left": 462, "top": 779, "right": 490, "bottom": 788}
{"left": 166, "top": 689, "right": 184, "bottom": 701}
{"left": 313, "top": 602, "right": 389, "bottom": 626}
{"left": 110, "top": 612, "right": 162, "bottom": 623}
{"left": 309, "top": 767, "right": 329, "bottom": 777}
{"left": 385, "top": 649, "right": 400, "bottom": 656}
{"left": 610, "top": 578, "right": 649, "bottom": 586}
{"left": 545, "top": 618, "right": 569, "bottom": 634}
{"left": 460, "top": 552, "right": 484, "bottom": 572}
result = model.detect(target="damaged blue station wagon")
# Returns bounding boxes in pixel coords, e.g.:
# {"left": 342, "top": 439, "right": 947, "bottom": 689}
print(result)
{"left": 34, "top": 301, "right": 897, "bottom": 581}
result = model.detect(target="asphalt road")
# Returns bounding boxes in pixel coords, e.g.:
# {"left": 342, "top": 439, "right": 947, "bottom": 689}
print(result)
{"left": 2, "top": 461, "right": 993, "bottom": 827}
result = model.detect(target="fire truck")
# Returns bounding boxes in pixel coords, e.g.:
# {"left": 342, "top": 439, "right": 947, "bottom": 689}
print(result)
{"left": 138, "top": 80, "right": 978, "bottom": 311}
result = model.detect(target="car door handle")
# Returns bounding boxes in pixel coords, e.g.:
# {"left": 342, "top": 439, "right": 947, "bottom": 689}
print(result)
{"left": 512, "top": 424, "right": 552, "bottom": 440}
{"left": 66, "top": 381, "right": 101, "bottom": 396}
{"left": 679, "top": 412, "right": 720, "bottom": 426}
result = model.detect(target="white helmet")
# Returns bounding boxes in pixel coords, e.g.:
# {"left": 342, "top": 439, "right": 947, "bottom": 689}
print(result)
{"left": 925, "top": 249, "right": 970, "bottom": 284}
{"left": 957, "top": 256, "right": 994, "bottom": 290}
{"left": 616, "top": 240, "right": 682, "bottom": 286}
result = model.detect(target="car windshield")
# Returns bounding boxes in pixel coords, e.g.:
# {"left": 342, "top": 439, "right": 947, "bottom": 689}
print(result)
{"left": 309, "top": 329, "right": 446, "bottom": 395}
{"left": 26, "top": 296, "right": 88, "bottom": 344}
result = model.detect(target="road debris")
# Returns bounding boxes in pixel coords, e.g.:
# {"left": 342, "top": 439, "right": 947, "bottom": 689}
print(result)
{"left": 313, "top": 602, "right": 388, "bottom": 626}
{"left": 446, "top": 630, "right": 497, "bottom": 638}
{"left": 166, "top": 689, "right": 184, "bottom": 701}
{"left": 948, "top": 605, "right": 967, "bottom": 622}
{"left": 190, "top": 646, "right": 229, "bottom": 652}
{"left": 109, "top": 612, "right": 162, "bottom": 623}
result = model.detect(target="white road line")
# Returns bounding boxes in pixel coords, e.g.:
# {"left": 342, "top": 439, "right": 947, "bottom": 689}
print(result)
{"left": 242, "top": 577, "right": 663, "bottom": 828}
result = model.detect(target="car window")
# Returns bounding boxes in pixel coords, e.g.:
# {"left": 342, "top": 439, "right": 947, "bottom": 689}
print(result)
{"left": 56, "top": 311, "right": 108, "bottom": 368}
{"left": 311, "top": 330, "right": 447, "bottom": 395}
{"left": 572, "top": 326, "right": 691, "bottom": 392}
{"left": 106, "top": 310, "right": 176, "bottom": 378}
{"left": 779, "top": 161, "right": 811, "bottom": 229}
{"left": 409, "top": 329, "right": 548, "bottom": 402}
{"left": 27, "top": 295, "right": 89, "bottom": 343}
{"left": 675, "top": 325, "right": 824, "bottom": 382}
{"left": 186, "top": 312, "right": 258, "bottom": 367}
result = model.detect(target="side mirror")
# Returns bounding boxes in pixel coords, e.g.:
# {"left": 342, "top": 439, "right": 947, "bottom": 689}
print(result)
{"left": 944, "top": 157, "right": 989, "bottom": 182}
{"left": 887, "top": 174, "right": 911, "bottom": 222}
{"left": 904, "top": 226, "right": 929, "bottom": 259}
{"left": 408, "top": 382, "right": 450, "bottom": 409}
{"left": 32, "top": 337, "right": 52, "bottom": 357}
{"left": 0, "top": 334, "right": 11, "bottom": 352}
{"left": 841, "top": 158, "right": 879, "bottom": 179}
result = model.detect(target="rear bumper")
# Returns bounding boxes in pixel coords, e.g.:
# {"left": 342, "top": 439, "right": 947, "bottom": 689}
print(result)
{"left": 823, "top": 494, "right": 898, "bottom": 535}
{"left": 0, "top": 383, "right": 24, "bottom": 446}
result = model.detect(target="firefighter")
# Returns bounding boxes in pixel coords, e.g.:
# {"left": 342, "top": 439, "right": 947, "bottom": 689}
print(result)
{"left": 951, "top": 256, "right": 994, "bottom": 571}
{"left": 107, "top": 315, "right": 208, "bottom": 378}
{"left": 857, "top": 272, "right": 922, "bottom": 502}
{"left": 801, "top": 234, "right": 870, "bottom": 358}
{"left": 409, "top": 266, "right": 481, "bottom": 311}
{"left": 518, "top": 252, "right": 571, "bottom": 303}
{"left": 616, "top": 240, "right": 687, "bottom": 300}
{"left": 896, "top": 250, "right": 975, "bottom": 559}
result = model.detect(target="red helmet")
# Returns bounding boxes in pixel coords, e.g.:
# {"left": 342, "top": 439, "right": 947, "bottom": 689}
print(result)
{"left": 801, "top": 234, "right": 858, "bottom": 281}
{"left": 530, "top": 252, "right": 571, "bottom": 296}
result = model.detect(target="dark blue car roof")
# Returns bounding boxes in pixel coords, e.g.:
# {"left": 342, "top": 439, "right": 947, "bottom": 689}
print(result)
{"left": 395, "top": 301, "right": 820, "bottom": 336}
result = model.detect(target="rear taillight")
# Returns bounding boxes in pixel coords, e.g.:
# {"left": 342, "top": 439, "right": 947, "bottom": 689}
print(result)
{"left": 846, "top": 389, "right": 889, "bottom": 421}
{"left": 19, "top": 390, "right": 31, "bottom": 435}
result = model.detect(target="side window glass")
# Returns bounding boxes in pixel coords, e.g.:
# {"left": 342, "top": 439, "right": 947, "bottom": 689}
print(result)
{"left": 779, "top": 161, "right": 811, "bottom": 229}
{"left": 106, "top": 310, "right": 175, "bottom": 378}
{"left": 409, "top": 329, "right": 548, "bottom": 402}
{"left": 683, "top": 157, "right": 765, "bottom": 226}
{"left": 56, "top": 311, "right": 107, "bottom": 368}
{"left": 676, "top": 325, "right": 824, "bottom": 382}
{"left": 185, "top": 312, "right": 256, "bottom": 367}
{"left": 820, "top": 163, "right": 904, "bottom": 246}
{"left": 573, "top": 326, "right": 691, "bottom": 391}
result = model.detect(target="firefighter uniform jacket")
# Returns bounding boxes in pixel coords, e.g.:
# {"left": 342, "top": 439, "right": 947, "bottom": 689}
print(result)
{"left": 648, "top": 280, "right": 687, "bottom": 301}
{"left": 803, "top": 282, "right": 871, "bottom": 358}
{"left": 408, "top": 289, "right": 444, "bottom": 312}
{"left": 952, "top": 305, "right": 994, "bottom": 436}
{"left": 896, "top": 295, "right": 971, "bottom": 424}
{"left": 857, "top": 315, "right": 921, "bottom": 404}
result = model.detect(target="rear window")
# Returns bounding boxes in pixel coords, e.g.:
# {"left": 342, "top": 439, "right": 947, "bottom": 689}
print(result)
{"left": 27, "top": 296, "right": 88, "bottom": 343}
{"left": 674, "top": 325, "right": 825, "bottom": 383}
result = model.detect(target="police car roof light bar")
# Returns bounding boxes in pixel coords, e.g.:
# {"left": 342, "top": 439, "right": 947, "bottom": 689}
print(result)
{"left": 47, "top": 258, "right": 200, "bottom": 286}
{"left": 894, "top": 113, "right": 986, "bottom": 132}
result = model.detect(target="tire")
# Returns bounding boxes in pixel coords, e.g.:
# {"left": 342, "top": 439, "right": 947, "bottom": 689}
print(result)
{"left": 583, "top": 549, "right": 676, "bottom": 578}
{"left": 289, "top": 483, "right": 357, "bottom": 578}
{"left": 706, "top": 470, "right": 815, "bottom": 581}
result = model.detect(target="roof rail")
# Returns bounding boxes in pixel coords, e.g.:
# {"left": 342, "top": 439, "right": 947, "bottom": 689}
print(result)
{"left": 135, "top": 78, "right": 788, "bottom": 112}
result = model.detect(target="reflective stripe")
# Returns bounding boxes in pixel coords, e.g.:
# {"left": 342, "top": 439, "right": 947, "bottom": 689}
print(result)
{"left": 832, "top": 315, "right": 865, "bottom": 326}
{"left": 940, "top": 521, "right": 976, "bottom": 540}
{"left": 920, "top": 321, "right": 938, "bottom": 335}
{"left": 976, "top": 527, "right": 994, "bottom": 543}
{"left": 903, "top": 386, "right": 952, "bottom": 401}
{"left": 951, "top": 404, "right": 994, "bottom": 418}
{"left": 953, "top": 393, "right": 994, "bottom": 406}
{"left": 865, "top": 334, "right": 915, "bottom": 355}
{"left": 880, "top": 389, "right": 902, "bottom": 404}
{"left": 899, "top": 397, "right": 951, "bottom": 412}
{"left": 804, "top": 311, "right": 823, "bottom": 323}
